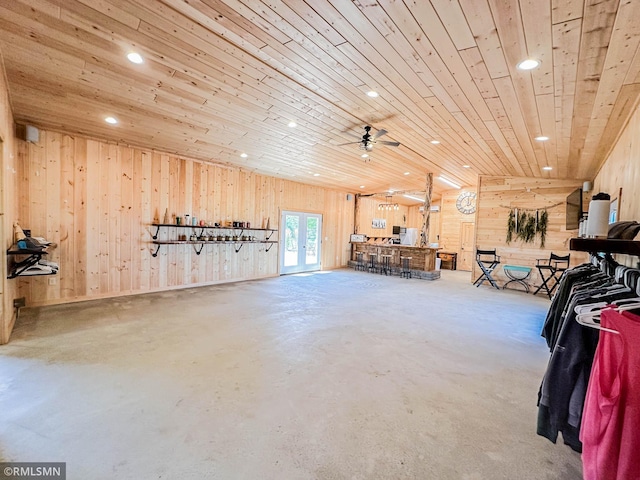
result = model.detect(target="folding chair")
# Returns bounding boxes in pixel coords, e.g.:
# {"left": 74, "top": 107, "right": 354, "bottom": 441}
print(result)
{"left": 473, "top": 249, "right": 501, "bottom": 289}
{"left": 533, "top": 253, "right": 570, "bottom": 299}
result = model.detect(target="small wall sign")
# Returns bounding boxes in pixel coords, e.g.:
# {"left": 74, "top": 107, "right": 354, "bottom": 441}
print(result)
{"left": 372, "top": 218, "right": 386, "bottom": 229}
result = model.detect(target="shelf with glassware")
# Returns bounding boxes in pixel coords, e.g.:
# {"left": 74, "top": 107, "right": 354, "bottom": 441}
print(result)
{"left": 150, "top": 224, "right": 278, "bottom": 256}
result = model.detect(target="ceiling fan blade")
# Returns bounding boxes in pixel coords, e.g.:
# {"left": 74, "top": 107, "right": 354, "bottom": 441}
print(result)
{"left": 337, "top": 141, "right": 362, "bottom": 146}
{"left": 373, "top": 128, "right": 388, "bottom": 139}
{"left": 378, "top": 140, "right": 400, "bottom": 147}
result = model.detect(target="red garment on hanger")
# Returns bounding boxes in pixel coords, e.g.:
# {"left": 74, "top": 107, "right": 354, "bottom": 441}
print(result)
{"left": 581, "top": 308, "right": 640, "bottom": 480}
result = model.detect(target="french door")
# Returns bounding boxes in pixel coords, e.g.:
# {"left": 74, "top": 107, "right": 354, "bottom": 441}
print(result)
{"left": 280, "top": 211, "right": 322, "bottom": 274}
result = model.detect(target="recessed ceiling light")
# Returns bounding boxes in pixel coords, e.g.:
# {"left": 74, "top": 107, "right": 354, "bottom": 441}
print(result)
{"left": 517, "top": 59, "right": 540, "bottom": 70}
{"left": 313, "top": 173, "right": 320, "bottom": 177}
{"left": 126, "top": 52, "right": 144, "bottom": 64}
{"left": 366, "top": 91, "right": 379, "bottom": 98}
{"left": 104, "top": 116, "right": 118, "bottom": 124}
{"left": 542, "top": 166, "right": 553, "bottom": 171}
{"left": 404, "top": 171, "right": 410, "bottom": 175}
{"left": 535, "top": 136, "right": 549, "bottom": 141}
{"left": 462, "top": 165, "right": 471, "bottom": 168}
{"left": 361, "top": 153, "right": 369, "bottom": 158}
{"left": 359, "top": 185, "right": 365, "bottom": 189}
{"left": 240, "top": 153, "right": 248, "bottom": 158}
{"left": 430, "top": 140, "right": 440, "bottom": 144}
{"left": 288, "top": 121, "right": 297, "bottom": 128}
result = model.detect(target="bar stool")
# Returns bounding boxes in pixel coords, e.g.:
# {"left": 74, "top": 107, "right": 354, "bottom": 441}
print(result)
{"left": 354, "top": 251, "right": 366, "bottom": 271}
{"left": 380, "top": 254, "right": 392, "bottom": 276}
{"left": 400, "top": 256, "right": 412, "bottom": 279}
{"left": 368, "top": 253, "right": 379, "bottom": 273}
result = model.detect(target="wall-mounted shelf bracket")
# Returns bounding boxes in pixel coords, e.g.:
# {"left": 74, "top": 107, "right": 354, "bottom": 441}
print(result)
{"left": 193, "top": 243, "right": 204, "bottom": 255}
{"left": 152, "top": 244, "right": 161, "bottom": 257}
{"left": 265, "top": 243, "right": 275, "bottom": 252}
{"left": 234, "top": 243, "right": 244, "bottom": 253}
{"left": 266, "top": 230, "right": 275, "bottom": 241}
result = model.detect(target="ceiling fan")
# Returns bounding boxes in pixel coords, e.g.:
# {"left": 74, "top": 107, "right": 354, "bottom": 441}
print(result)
{"left": 338, "top": 126, "right": 400, "bottom": 151}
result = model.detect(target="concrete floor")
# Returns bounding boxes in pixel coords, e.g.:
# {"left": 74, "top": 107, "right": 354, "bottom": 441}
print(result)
{"left": 0, "top": 269, "right": 582, "bottom": 480}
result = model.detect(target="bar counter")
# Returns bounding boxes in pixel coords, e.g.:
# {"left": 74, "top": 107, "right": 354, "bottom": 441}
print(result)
{"left": 352, "top": 242, "right": 439, "bottom": 272}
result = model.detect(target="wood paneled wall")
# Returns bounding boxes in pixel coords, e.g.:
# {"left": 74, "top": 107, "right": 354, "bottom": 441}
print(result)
{"left": 439, "top": 190, "right": 476, "bottom": 257}
{"left": 355, "top": 195, "right": 410, "bottom": 237}
{"left": 594, "top": 101, "right": 640, "bottom": 266}
{"left": 356, "top": 198, "right": 440, "bottom": 244}
{"left": 14, "top": 130, "right": 354, "bottom": 308}
{"left": 474, "top": 176, "right": 587, "bottom": 286}
{"left": 406, "top": 205, "right": 440, "bottom": 244}
{"left": 0, "top": 50, "right": 19, "bottom": 344}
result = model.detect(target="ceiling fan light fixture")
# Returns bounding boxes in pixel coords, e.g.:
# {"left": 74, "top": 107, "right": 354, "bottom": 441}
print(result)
{"left": 517, "top": 58, "right": 540, "bottom": 70}
{"left": 437, "top": 175, "right": 461, "bottom": 189}
{"left": 361, "top": 153, "right": 369, "bottom": 158}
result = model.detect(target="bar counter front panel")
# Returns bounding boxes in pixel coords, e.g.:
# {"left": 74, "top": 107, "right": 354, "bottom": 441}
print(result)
{"left": 352, "top": 243, "right": 438, "bottom": 271}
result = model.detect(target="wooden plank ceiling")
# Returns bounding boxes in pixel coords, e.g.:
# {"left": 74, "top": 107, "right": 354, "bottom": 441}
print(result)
{"left": 1, "top": 0, "right": 639, "bottom": 198}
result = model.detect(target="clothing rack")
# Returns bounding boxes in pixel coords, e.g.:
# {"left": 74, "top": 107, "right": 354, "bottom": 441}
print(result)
{"left": 589, "top": 252, "right": 640, "bottom": 292}
{"left": 537, "top": 241, "right": 640, "bottom": 478}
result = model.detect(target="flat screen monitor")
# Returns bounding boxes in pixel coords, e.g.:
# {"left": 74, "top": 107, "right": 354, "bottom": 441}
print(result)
{"left": 566, "top": 188, "right": 582, "bottom": 230}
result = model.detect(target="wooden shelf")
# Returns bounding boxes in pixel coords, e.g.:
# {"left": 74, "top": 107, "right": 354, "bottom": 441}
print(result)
{"left": 151, "top": 223, "right": 276, "bottom": 231}
{"left": 151, "top": 238, "right": 278, "bottom": 256}
{"left": 151, "top": 224, "right": 277, "bottom": 241}
{"left": 152, "top": 240, "right": 277, "bottom": 245}
{"left": 569, "top": 238, "right": 640, "bottom": 256}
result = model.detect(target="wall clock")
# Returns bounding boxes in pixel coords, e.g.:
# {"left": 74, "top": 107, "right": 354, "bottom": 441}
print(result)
{"left": 456, "top": 191, "right": 477, "bottom": 214}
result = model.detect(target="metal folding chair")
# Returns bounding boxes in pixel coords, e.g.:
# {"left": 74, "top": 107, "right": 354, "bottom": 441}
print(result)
{"left": 533, "top": 253, "right": 570, "bottom": 299}
{"left": 473, "top": 249, "right": 501, "bottom": 289}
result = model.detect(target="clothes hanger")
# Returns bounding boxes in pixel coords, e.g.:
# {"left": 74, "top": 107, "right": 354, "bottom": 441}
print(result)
{"left": 575, "top": 299, "right": 640, "bottom": 333}
{"left": 576, "top": 314, "right": 620, "bottom": 334}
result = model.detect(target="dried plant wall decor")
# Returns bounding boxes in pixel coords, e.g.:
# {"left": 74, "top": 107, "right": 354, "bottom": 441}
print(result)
{"left": 505, "top": 207, "right": 549, "bottom": 247}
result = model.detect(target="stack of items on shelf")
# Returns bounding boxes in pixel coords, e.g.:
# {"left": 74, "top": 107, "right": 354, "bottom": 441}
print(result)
{"left": 11, "top": 222, "right": 58, "bottom": 276}
{"left": 18, "top": 257, "right": 59, "bottom": 276}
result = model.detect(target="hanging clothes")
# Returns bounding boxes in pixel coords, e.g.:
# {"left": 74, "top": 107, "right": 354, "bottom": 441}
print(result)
{"left": 536, "top": 260, "right": 638, "bottom": 452}
{"left": 581, "top": 308, "right": 640, "bottom": 480}
{"left": 541, "top": 264, "right": 608, "bottom": 350}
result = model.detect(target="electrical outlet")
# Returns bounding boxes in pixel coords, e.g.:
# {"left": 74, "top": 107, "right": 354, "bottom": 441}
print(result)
{"left": 48, "top": 277, "right": 57, "bottom": 285}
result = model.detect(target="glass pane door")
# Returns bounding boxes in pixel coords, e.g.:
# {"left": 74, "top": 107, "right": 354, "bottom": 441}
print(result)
{"left": 280, "top": 211, "right": 322, "bottom": 274}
